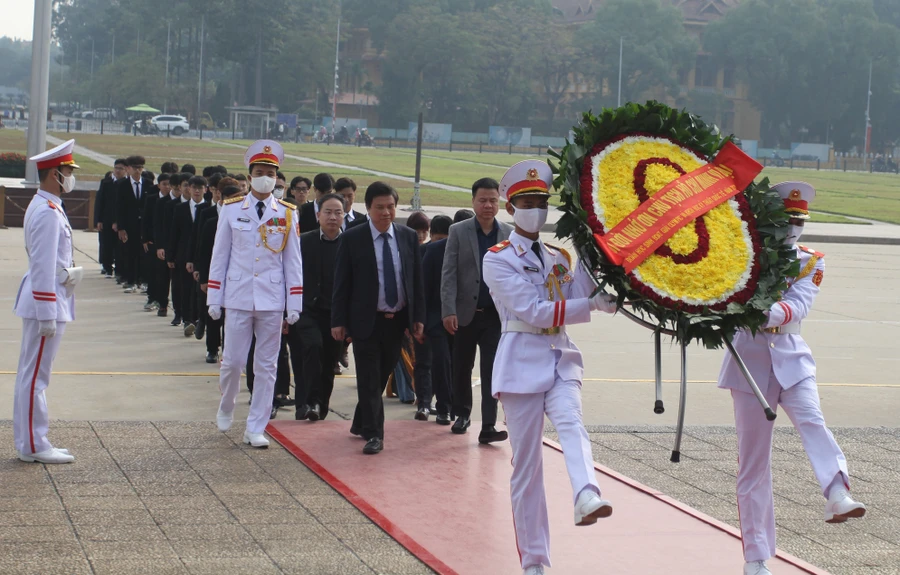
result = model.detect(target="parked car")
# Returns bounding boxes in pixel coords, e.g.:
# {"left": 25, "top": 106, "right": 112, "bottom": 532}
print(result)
{"left": 150, "top": 115, "right": 190, "bottom": 135}
{"left": 92, "top": 107, "right": 117, "bottom": 120}
{"left": 80, "top": 110, "right": 94, "bottom": 119}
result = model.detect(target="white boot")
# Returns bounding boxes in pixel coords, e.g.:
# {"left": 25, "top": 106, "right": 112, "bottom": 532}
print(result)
{"left": 18, "top": 448, "right": 75, "bottom": 464}
{"left": 825, "top": 487, "right": 866, "bottom": 523}
{"left": 574, "top": 488, "right": 613, "bottom": 526}
{"left": 216, "top": 409, "right": 233, "bottom": 432}
{"left": 744, "top": 560, "right": 772, "bottom": 575}
{"left": 523, "top": 565, "right": 544, "bottom": 575}
{"left": 243, "top": 430, "right": 269, "bottom": 448}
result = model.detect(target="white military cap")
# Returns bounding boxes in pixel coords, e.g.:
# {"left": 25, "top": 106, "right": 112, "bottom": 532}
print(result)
{"left": 499, "top": 159, "right": 553, "bottom": 201}
{"left": 30, "top": 139, "right": 80, "bottom": 170}
{"left": 771, "top": 181, "right": 815, "bottom": 219}
{"left": 244, "top": 139, "right": 284, "bottom": 169}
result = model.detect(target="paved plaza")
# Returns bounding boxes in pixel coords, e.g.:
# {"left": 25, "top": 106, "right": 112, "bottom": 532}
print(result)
{"left": 0, "top": 227, "right": 897, "bottom": 574}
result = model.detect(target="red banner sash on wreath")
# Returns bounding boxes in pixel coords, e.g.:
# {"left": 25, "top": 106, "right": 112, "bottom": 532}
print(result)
{"left": 594, "top": 141, "right": 763, "bottom": 273}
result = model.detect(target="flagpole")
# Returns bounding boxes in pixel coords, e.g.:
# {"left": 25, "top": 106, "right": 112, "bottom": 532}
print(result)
{"left": 864, "top": 60, "right": 872, "bottom": 171}
{"left": 617, "top": 36, "right": 623, "bottom": 107}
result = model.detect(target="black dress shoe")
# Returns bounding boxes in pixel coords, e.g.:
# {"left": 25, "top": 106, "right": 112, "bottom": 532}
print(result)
{"left": 205, "top": 352, "right": 217, "bottom": 364}
{"left": 478, "top": 426, "right": 509, "bottom": 445}
{"left": 340, "top": 348, "right": 350, "bottom": 368}
{"left": 157, "top": 307, "right": 168, "bottom": 317}
{"left": 295, "top": 405, "right": 310, "bottom": 420}
{"left": 451, "top": 416, "right": 471, "bottom": 434}
{"left": 195, "top": 320, "right": 205, "bottom": 340}
{"left": 363, "top": 438, "right": 383, "bottom": 454}
{"left": 269, "top": 405, "right": 278, "bottom": 419}
{"left": 307, "top": 404, "right": 321, "bottom": 421}
{"left": 275, "top": 395, "right": 295, "bottom": 407}
{"left": 414, "top": 407, "right": 429, "bottom": 421}
{"left": 170, "top": 315, "right": 182, "bottom": 327}
{"left": 435, "top": 413, "right": 452, "bottom": 425}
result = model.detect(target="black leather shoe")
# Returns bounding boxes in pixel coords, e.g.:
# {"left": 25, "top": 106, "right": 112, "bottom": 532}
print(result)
{"left": 269, "top": 405, "right": 278, "bottom": 419}
{"left": 205, "top": 352, "right": 217, "bottom": 364}
{"left": 340, "top": 348, "right": 350, "bottom": 368}
{"left": 274, "top": 395, "right": 295, "bottom": 407}
{"left": 451, "top": 417, "right": 471, "bottom": 434}
{"left": 170, "top": 315, "right": 182, "bottom": 327}
{"left": 307, "top": 404, "right": 321, "bottom": 421}
{"left": 195, "top": 320, "right": 205, "bottom": 340}
{"left": 478, "top": 426, "right": 509, "bottom": 445}
{"left": 157, "top": 307, "right": 168, "bottom": 317}
{"left": 363, "top": 438, "right": 383, "bottom": 454}
{"left": 295, "top": 407, "right": 309, "bottom": 420}
{"left": 414, "top": 408, "right": 429, "bottom": 421}
{"left": 435, "top": 413, "right": 451, "bottom": 425}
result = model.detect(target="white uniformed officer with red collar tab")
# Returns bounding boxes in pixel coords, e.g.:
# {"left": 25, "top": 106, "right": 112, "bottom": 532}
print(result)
{"left": 483, "top": 160, "right": 618, "bottom": 575}
{"left": 207, "top": 140, "right": 303, "bottom": 448}
{"left": 13, "top": 139, "right": 83, "bottom": 464}
{"left": 719, "top": 182, "right": 866, "bottom": 575}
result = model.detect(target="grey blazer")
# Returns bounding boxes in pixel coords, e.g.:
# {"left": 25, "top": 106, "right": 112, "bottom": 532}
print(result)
{"left": 440, "top": 217, "right": 514, "bottom": 327}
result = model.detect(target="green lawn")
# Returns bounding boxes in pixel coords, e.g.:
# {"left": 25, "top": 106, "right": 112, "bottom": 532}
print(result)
{"left": 0, "top": 130, "right": 895, "bottom": 223}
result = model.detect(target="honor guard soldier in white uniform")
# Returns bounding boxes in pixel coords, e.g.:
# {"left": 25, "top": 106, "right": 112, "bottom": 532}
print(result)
{"left": 13, "top": 140, "right": 83, "bottom": 464}
{"left": 483, "top": 160, "right": 618, "bottom": 575}
{"left": 208, "top": 140, "right": 302, "bottom": 448}
{"left": 719, "top": 182, "right": 866, "bottom": 575}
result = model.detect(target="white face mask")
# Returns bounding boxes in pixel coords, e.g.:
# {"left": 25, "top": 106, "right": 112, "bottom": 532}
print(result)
{"left": 272, "top": 187, "right": 285, "bottom": 200}
{"left": 59, "top": 173, "right": 76, "bottom": 194}
{"left": 251, "top": 176, "right": 276, "bottom": 195}
{"left": 512, "top": 206, "right": 549, "bottom": 234}
{"left": 785, "top": 224, "right": 803, "bottom": 245}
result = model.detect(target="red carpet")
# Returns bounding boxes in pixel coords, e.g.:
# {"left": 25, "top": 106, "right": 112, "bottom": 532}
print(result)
{"left": 267, "top": 420, "right": 829, "bottom": 575}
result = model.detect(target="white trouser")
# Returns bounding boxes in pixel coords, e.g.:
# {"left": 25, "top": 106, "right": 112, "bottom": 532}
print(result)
{"left": 500, "top": 378, "right": 600, "bottom": 569}
{"left": 13, "top": 319, "right": 67, "bottom": 454}
{"left": 218, "top": 309, "right": 283, "bottom": 435}
{"left": 733, "top": 373, "right": 849, "bottom": 562}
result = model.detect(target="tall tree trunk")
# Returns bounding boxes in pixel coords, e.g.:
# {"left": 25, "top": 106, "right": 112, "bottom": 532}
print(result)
{"left": 255, "top": 33, "right": 263, "bottom": 107}
{"left": 176, "top": 28, "right": 182, "bottom": 84}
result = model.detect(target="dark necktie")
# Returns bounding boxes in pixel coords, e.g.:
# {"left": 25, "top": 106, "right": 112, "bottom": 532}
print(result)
{"left": 381, "top": 232, "right": 398, "bottom": 308}
{"left": 134, "top": 181, "right": 140, "bottom": 200}
{"left": 531, "top": 241, "right": 544, "bottom": 266}
{"left": 193, "top": 203, "right": 201, "bottom": 222}
{"left": 256, "top": 201, "right": 265, "bottom": 220}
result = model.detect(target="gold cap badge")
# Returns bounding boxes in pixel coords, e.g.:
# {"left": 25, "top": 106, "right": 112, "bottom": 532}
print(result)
{"left": 263, "top": 145, "right": 272, "bottom": 154}
{"left": 527, "top": 168, "right": 539, "bottom": 180}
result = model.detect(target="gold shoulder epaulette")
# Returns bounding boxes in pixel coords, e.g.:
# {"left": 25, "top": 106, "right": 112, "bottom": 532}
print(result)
{"left": 277, "top": 198, "right": 296, "bottom": 209}
{"left": 223, "top": 195, "right": 243, "bottom": 205}
{"left": 545, "top": 243, "right": 572, "bottom": 267}
{"left": 488, "top": 240, "right": 511, "bottom": 253}
{"left": 47, "top": 200, "right": 58, "bottom": 210}
{"left": 798, "top": 244, "right": 824, "bottom": 258}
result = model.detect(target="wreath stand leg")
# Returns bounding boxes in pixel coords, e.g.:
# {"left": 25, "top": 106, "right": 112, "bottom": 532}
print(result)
{"left": 670, "top": 340, "right": 688, "bottom": 463}
{"left": 723, "top": 336, "right": 777, "bottom": 422}
{"left": 653, "top": 329, "right": 665, "bottom": 414}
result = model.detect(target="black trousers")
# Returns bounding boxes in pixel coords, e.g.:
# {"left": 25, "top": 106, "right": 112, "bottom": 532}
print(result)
{"left": 206, "top": 311, "right": 223, "bottom": 353}
{"left": 169, "top": 264, "right": 182, "bottom": 317}
{"left": 247, "top": 335, "right": 291, "bottom": 399}
{"left": 99, "top": 227, "right": 116, "bottom": 272}
{"left": 351, "top": 311, "right": 406, "bottom": 441}
{"left": 140, "top": 245, "right": 155, "bottom": 288}
{"left": 290, "top": 308, "right": 342, "bottom": 419}
{"left": 121, "top": 235, "right": 142, "bottom": 285}
{"left": 415, "top": 325, "right": 452, "bottom": 414}
{"left": 178, "top": 266, "right": 196, "bottom": 323}
{"left": 155, "top": 258, "right": 171, "bottom": 308}
{"left": 451, "top": 306, "right": 500, "bottom": 426}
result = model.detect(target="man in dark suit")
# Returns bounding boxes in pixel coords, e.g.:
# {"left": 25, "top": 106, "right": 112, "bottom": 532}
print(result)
{"left": 140, "top": 172, "right": 170, "bottom": 312}
{"left": 414, "top": 215, "right": 454, "bottom": 424}
{"left": 441, "top": 177, "right": 514, "bottom": 444}
{"left": 332, "top": 182, "right": 425, "bottom": 455}
{"left": 292, "top": 193, "right": 345, "bottom": 421}
{"left": 288, "top": 176, "right": 311, "bottom": 206}
{"left": 167, "top": 175, "right": 208, "bottom": 336}
{"left": 155, "top": 173, "right": 182, "bottom": 319}
{"left": 115, "top": 155, "right": 153, "bottom": 291}
{"left": 298, "top": 172, "right": 334, "bottom": 232}
{"left": 191, "top": 173, "right": 223, "bottom": 342}
{"left": 94, "top": 159, "right": 126, "bottom": 277}
{"left": 334, "top": 177, "right": 366, "bottom": 231}
{"left": 164, "top": 174, "right": 190, "bottom": 326}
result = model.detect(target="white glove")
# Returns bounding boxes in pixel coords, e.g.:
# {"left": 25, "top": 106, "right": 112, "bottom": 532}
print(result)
{"left": 589, "top": 293, "right": 617, "bottom": 314}
{"left": 38, "top": 320, "right": 57, "bottom": 337}
{"left": 286, "top": 310, "right": 300, "bottom": 325}
{"left": 208, "top": 305, "right": 222, "bottom": 321}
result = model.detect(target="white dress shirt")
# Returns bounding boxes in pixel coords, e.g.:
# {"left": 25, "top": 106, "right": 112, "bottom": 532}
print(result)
{"left": 130, "top": 177, "right": 142, "bottom": 199}
{"left": 343, "top": 209, "right": 356, "bottom": 231}
{"left": 369, "top": 219, "right": 406, "bottom": 312}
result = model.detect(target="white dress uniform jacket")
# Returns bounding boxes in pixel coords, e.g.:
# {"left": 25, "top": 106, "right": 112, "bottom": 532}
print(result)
{"left": 484, "top": 232, "right": 595, "bottom": 397}
{"left": 718, "top": 245, "right": 823, "bottom": 393}
{"left": 206, "top": 194, "right": 303, "bottom": 312}
{"left": 14, "top": 190, "right": 75, "bottom": 322}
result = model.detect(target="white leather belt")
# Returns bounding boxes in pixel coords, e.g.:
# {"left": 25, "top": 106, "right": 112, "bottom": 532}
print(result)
{"left": 763, "top": 324, "right": 801, "bottom": 335}
{"left": 502, "top": 320, "right": 565, "bottom": 336}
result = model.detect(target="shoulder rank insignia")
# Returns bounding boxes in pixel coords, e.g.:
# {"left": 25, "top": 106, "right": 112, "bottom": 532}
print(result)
{"left": 798, "top": 244, "right": 824, "bottom": 258}
{"left": 812, "top": 269, "right": 824, "bottom": 287}
{"left": 223, "top": 196, "right": 243, "bottom": 205}
{"left": 545, "top": 243, "right": 572, "bottom": 267}
{"left": 277, "top": 198, "right": 296, "bottom": 210}
{"left": 47, "top": 200, "right": 58, "bottom": 210}
{"left": 488, "top": 240, "right": 511, "bottom": 253}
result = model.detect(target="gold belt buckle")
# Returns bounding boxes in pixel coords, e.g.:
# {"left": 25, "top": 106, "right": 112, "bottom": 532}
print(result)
{"left": 763, "top": 327, "right": 780, "bottom": 334}
{"left": 541, "top": 327, "right": 560, "bottom": 335}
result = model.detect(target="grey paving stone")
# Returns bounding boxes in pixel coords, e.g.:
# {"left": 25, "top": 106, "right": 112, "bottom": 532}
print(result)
{"left": 0, "top": 558, "right": 93, "bottom": 575}
{"left": 75, "top": 524, "right": 168, "bottom": 541}
{"left": 91, "top": 558, "right": 190, "bottom": 575}
{"left": 241, "top": 522, "right": 335, "bottom": 541}
{"left": 66, "top": 508, "right": 157, "bottom": 526}
{"left": 0, "top": 496, "right": 63, "bottom": 511}
{"left": 230, "top": 506, "right": 317, "bottom": 525}
{"left": 82, "top": 540, "right": 180, "bottom": 560}
{"left": 181, "top": 557, "right": 282, "bottom": 575}
{"left": 62, "top": 495, "right": 146, "bottom": 510}
{"left": 169, "top": 538, "right": 268, "bottom": 559}
{"left": 160, "top": 523, "right": 256, "bottom": 542}
{"left": 149, "top": 506, "right": 238, "bottom": 525}
{"left": 54, "top": 482, "right": 136, "bottom": 497}
{"left": 0, "top": 510, "right": 70, "bottom": 526}
{"left": 278, "top": 554, "right": 375, "bottom": 575}
{"left": 0, "top": 524, "right": 76, "bottom": 542}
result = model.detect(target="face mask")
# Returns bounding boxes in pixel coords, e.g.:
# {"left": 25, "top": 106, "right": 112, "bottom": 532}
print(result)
{"left": 785, "top": 224, "right": 803, "bottom": 245}
{"left": 272, "top": 187, "right": 285, "bottom": 200}
{"left": 512, "top": 206, "right": 548, "bottom": 234}
{"left": 58, "top": 172, "right": 76, "bottom": 194}
{"left": 251, "top": 176, "right": 276, "bottom": 195}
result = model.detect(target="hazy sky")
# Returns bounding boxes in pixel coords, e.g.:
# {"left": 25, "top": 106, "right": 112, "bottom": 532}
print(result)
{"left": 2, "top": 2, "right": 36, "bottom": 42}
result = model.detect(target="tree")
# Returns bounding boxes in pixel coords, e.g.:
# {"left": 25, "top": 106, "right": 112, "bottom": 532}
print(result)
{"left": 533, "top": 26, "right": 582, "bottom": 132}
{"left": 580, "top": 0, "right": 697, "bottom": 108}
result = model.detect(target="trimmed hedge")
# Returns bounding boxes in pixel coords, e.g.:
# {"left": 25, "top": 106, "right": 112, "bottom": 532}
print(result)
{"left": 0, "top": 152, "right": 26, "bottom": 178}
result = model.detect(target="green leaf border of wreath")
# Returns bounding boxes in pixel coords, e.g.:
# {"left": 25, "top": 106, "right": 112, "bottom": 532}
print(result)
{"left": 548, "top": 101, "right": 800, "bottom": 349}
